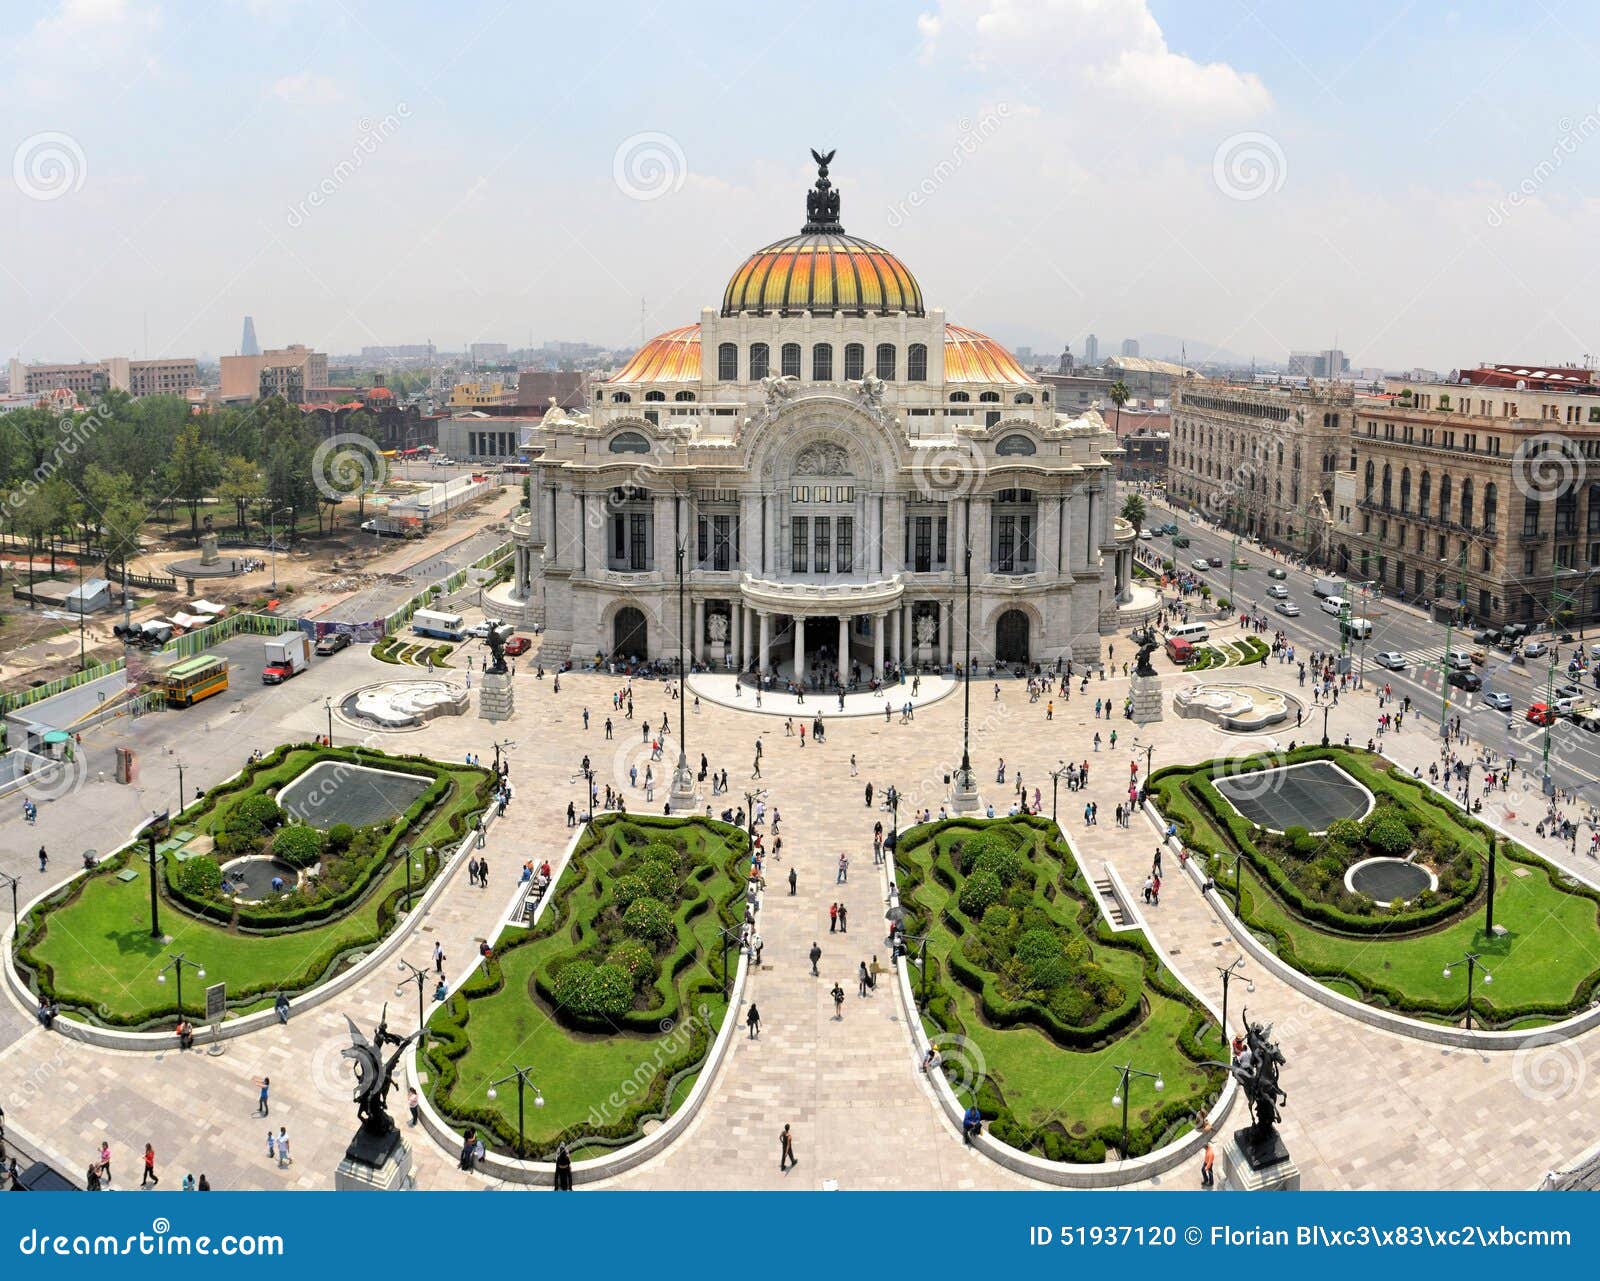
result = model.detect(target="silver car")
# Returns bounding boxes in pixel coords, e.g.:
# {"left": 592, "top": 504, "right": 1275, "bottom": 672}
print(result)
{"left": 1484, "top": 690, "right": 1513, "bottom": 711}
{"left": 1267, "top": 584, "right": 1288, "bottom": 599}
{"left": 1374, "top": 651, "right": 1407, "bottom": 670}
{"left": 1274, "top": 599, "right": 1300, "bottom": 616}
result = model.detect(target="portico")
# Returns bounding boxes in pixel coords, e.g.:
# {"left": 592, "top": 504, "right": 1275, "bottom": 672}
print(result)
{"left": 739, "top": 573, "right": 903, "bottom": 686}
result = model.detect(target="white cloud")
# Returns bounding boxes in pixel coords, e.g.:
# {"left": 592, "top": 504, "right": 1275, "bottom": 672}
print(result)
{"left": 918, "top": 0, "right": 1269, "bottom": 120}
{"left": 271, "top": 71, "right": 346, "bottom": 107}
{"left": 13, "top": 0, "right": 162, "bottom": 97}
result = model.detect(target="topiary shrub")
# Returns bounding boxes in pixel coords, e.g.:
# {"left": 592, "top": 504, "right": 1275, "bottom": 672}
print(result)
{"left": 324, "top": 823, "right": 356, "bottom": 857}
{"left": 1326, "top": 818, "right": 1362, "bottom": 846}
{"left": 235, "top": 794, "right": 283, "bottom": 835}
{"left": 635, "top": 857, "right": 678, "bottom": 902}
{"left": 612, "top": 874, "right": 650, "bottom": 912}
{"left": 605, "top": 939, "right": 658, "bottom": 990}
{"left": 582, "top": 963, "right": 634, "bottom": 1016}
{"left": 1363, "top": 811, "right": 1413, "bottom": 856}
{"left": 622, "top": 895, "right": 673, "bottom": 945}
{"left": 638, "top": 840, "right": 684, "bottom": 871}
{"left": 958, "top": 868, "right": 1003, "bottom": 919}
{"left": 972, "top": 843, "right": 1028, "bottom": 886}
{"left": 272, "top": 824, "right": 325, "bottom": 869}
{"left": 177, "top": 856, "right": 223, "bottom": 897}
{"left": 1015, "top": 927, "right": 1063, "bottom": 965}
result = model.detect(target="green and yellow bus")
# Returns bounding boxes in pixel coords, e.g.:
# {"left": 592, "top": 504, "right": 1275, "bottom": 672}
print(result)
{"left": 163, "top": 655, "right": 229, "bottom": 707}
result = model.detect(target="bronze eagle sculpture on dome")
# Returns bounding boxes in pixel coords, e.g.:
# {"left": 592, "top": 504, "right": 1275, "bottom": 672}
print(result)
{"left": 805, "top": 149, "right": 842, "bottom": 232}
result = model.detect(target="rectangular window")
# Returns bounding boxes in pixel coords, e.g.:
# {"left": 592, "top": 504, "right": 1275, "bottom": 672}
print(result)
{"left": 1524, "top": 549, "right": 1536, "bottom": 575}
{"left": 812, "top": 344, "right": 833, "bottom": 381}
{"left": 713, "top": 515, "right": 732, "bottom": 571}
{"left": 612, "top": 515, "right": 626, "bottom": 561}
{"left": 936, "top": 516, "right": 948, "bottom": 566}
{"left": 1019, "top": 515, "right": 1034, "bottom": 566}
{"left": 781, "top": 344, "right": 801, "bottom": 378}
{"left": 996, "top": 514, "right": 1016, "bottom": 572}
{"left": 913, "top": 516, "right": 932, "bottom": 573}
{"left": 697, "top": 516, "right": 709, "bottom": 565}
{"left": 790, "top": 517, "right": 808, "bottom": 573}
{"left": 629, "top": 513, "right": 648, "bottom": 570}
{"left": 813, "top": 517, "right": 830, "bottom": 571}
{"left": 836, "top": 517, "right": 853, "bottom": 573}
{"left": 844, "top": 344, "right": 864, "bottom": 381}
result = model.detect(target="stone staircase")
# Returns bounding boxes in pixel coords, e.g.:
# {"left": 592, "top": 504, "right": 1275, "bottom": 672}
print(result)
{"left": 1092, "top": 876, "right": 1130, "bottom": 926}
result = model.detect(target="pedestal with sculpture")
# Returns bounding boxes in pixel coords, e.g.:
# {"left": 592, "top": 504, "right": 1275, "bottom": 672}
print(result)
{"left": 477, "top": 620, "right": 516, "bottom": 723}
{"left": 1129, "top": 626, "right": 1164, "bottom": 726}
{"left": 1212, "top": 1013, "right": 1298, "bottom": 1191}
{"left": 334, "top": 1010, "right": 421, "bottom": 1191}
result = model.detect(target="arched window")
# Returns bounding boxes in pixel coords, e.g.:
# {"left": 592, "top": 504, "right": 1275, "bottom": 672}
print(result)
{"left": 644, "top": 390, "right": 665, "bottom": 402}
{"left": 673, "top": 390, "right": 696, "bottom": 402}
{"left": 1438, "top": 474, "right": 1452, "bottom": 522}
{"left": 717, "top": 342, "right": 737, "bottom": 381}
{"left": 843, "top": 343, "right": 864, "bottom": 381}
{"left": 1381, "top": 463, "right": 1392, "bottom": 507}
{"left": 1400, "top": 467, "right": 1411, "bottom": 512}
{"left": 1363, "top": 460, "right": 1374, "bottom": 499}
{"left": 1460, "top": 477, "right": 1474, "bottom": 527}
{"left": 749, "top": 342, "right": 769, "bottom": 380}
{"left": 875, "top": 343, "right": 896, "bottom": 381}
{"left": 611, "top": 391, "right": 632, "bottom": 404}
{"left": 1418, "top": 471, "right": 1431, "bottom": 515}
{"left": 1483, "top": 481, "right": 1499, "bottom": 531}
{"left": 980, "top": 390, "right": 1000, "bottom": 428}
{"left": 907, "top": 342, "right": 927, "bottom": 381}
{"left": 607, "top": 431, "right": 650, "bottom": 454}
{"left": 781, "top": 343, "right": 801, "bottom": 378}
{"left": 811, "top": 343, "right": 833, "bottom": 381}
{"left": 1013, "top": 392, "right": 1034, "bottom": 404}
{"left": 1589, "top": 482, "right": 1600, "bottom": 534}
{"left": 1276, "top": 441, "right": 1284, "bottom": 465}
{"left": 950, "top": 391, "right": 970, "bottom": 403}
{"left": 995, "top": 434, "right": 1036, "bottom": 456}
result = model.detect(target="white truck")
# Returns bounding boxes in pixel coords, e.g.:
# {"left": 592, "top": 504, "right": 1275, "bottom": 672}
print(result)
{"left": 1312, "top": 576, "right": 1343, "bottom": 599}
{"left": 262, "top": 634, "right": 311, "bottom": 684}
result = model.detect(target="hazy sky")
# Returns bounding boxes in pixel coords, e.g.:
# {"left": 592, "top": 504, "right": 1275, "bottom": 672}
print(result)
{"left": 5, "top": 0, "right": 1600, "bottom": 372}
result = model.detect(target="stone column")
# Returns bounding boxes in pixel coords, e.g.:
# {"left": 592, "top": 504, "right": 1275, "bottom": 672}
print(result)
{"left": 941, "top": 600, "right": 954, "bottom": 667}
{"left": 902, "top": 602, "right": 913, "bottom": 663}
{"left": 759, "top": 610, "right": 771, "bottom": 675}
{"left": 872, "top": 612, "right": 885, "bottom": 679}
{"left": 794, "top": 615, "right": 806, "bottom": 684}
{"left": 693, "top": 598, "right": 705, "bottom": 663}
{"left": 838, "top": 614, "right": 850, "bottom": 674}
{"left": 731, "top": 601, "right": 743, "bottom": 669}
{"left": 888, "top": 607, "right": 900, "bottom": 669}
{"left": 741, "top": 602, "right": 753, "bottom": 670}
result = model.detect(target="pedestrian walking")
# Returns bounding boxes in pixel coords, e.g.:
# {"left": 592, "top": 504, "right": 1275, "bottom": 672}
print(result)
{"left": 746, "top": 1003, "right": 761, "bottom": 1039}
{"left": 1201, "top": 1141, "right": 1215, "bottom": 1187}
{"left": 831, "top": 981, "right": 845, "bottom": 1018}
{"left": 256, "top": 1075, "right": 270, "bottom": 1117}
{"left": 141, "top": 1143, "right": 159, "bottom": 1187}
{"left": 809, "top": 941, "right": 822, "bottom": 976}
{"left": 838, "top": 903, "right": 848, "bottom": 933}
{"left": 408, "top": 1087, "right": 420, "bottom": 1126}
{"left": 837, "top": 852, "right": 849, "bottom": 883}
{"left": 829, "top": 902, "right": 838, "bottom": 933}
{"left": 780, "top": 1123, "right": 797, "bottom": 1171}
{"left": 788, "top": 866, "right": 797, "bottom": 895}
{"left": 38, "top": 846, "right": 47, "bottom": 874}
{"left": 554, "top": 1142, "right": 574, "bottom": 1190}
{"left": 277, "top": 1127, "right": 291, "bottom": 1167}
{"left": 858, "top": 960, "right": 869, "bottom": 997}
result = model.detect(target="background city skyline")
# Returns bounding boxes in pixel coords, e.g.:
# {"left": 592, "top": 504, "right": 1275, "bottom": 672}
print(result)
{"left": 4, "top": 0, "right": 1599, "bottom": 372}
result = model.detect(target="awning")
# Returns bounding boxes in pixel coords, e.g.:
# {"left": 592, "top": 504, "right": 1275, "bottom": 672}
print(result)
{"left": 41, "top": 730, "right": 71, "bottom": 745}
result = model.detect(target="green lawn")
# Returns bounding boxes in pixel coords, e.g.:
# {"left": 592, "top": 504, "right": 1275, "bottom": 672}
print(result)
{"left": 424, "top": 815, "right": 743, "bottom": 1159}
{"left": 1154, "top": 747, "right": 1600, "bottom": 1026}
{"left": 896, "top": 816, "right": 1222, "bottom": 1163}
{"left": 19, "top": 746, "right": 489, "bottom": 1027}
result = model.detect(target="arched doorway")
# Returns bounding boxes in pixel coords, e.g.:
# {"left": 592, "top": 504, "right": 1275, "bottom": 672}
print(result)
{"left": 995, "top": 609, "right": 1029, "bottom": 663}
{"left": 613, "top": 606, "right": 648, "bottom": 660}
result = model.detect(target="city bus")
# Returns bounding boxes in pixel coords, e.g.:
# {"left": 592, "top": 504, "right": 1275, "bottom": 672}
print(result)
{"left": 163, "top": 655, "right": 229, "bottom": 707}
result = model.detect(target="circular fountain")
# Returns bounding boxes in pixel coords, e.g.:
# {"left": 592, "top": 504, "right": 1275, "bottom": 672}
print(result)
{"left": 339, "top": 679, "right": 470, "bottom": 731}
{"left": 1174, "top": 682, "right": 1303, "bottom": 733}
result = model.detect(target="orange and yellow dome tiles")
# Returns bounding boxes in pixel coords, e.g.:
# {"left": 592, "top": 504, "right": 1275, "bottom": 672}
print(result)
{"left": 721, "top": 233, "right": 924, "bottom": 317}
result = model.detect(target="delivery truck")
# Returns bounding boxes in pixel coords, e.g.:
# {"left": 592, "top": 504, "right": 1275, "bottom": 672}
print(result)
{"left": 262, "top": 633, "right": 312, "bottom": 684}
{"left": 1312, "top": 576, "right": 1343, "bottom": 599}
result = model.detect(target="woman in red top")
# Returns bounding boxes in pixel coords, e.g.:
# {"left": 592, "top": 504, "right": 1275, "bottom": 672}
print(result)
{"left": 141, "top": 1143, "right": 159, "bottom": 1187}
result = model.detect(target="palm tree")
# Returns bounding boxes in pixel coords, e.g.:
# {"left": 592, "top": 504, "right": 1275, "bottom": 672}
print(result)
{"left": 1121, "top": 493, "right": 1147, "bottom": 534}
{"left": 1108, "top": 380, "right": 1130, "bottom": 434}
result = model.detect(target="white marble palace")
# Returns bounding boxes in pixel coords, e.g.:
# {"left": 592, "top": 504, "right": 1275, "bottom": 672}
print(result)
{"left": 496, "top": 152, "right": 1133, "bottom": 678}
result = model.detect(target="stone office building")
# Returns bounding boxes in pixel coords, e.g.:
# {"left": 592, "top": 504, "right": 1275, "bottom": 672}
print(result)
{"left": 488, "top": 154, "right": 1128, "bottom": 674}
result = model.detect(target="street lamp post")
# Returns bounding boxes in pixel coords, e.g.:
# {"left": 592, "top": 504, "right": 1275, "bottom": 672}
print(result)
{"left": 325, "top": 698, "right": 334, "bottom": 747}
{"left": 904, "top": 931, "right": 932, "bottom": 1009}
{"left": 951, "top": 545, "right": 976, "bottom": 809}
{"left": 1050, "top": 761, "right": 1070, "bottom": 824}
{"left": 156, "top": 951, "right": 206, "bottom": 1017}
{"left": 144, "top": 811, "right": 169, "bottom": 939}
{"left": 1443, "top": 952, "right": 1492, "bottom": 1030}
{"left": 491, "top": 738, "right": 515, "bottom": 775}
{"left": 402, "top": 849, "right": 426, "bottom": 912}
{"left": 486, "top": 1066, "right": 545, "bottom": 1158}
{"left": 744, "top": 788, "right": 766, "bottom": 848}
{"left": 396, "top": 958, "right": 429, "bottom": 1033}
{"left": 176, "top": 761, "right": 185, "bottom": 816}
{"left": 1110, "top": 1062, "right": 1165, "bottom": 1155}
{"left": 1215, "top": 956, "right": 1252, "bottom": 1050}
{"left": 268, "top": 507, "right": 292, "bottom": 594}
{"left": 1320, "top": 701, "right": 1331, "bottom": 748}
{"left": 671, "top": 542, "right": 696, "bottom": 809}
{"left": 1485, "top": 832, "right": 1498, "bottom": 936}
{"left": 0, "top": 871, "right": 18, "bottom": 938}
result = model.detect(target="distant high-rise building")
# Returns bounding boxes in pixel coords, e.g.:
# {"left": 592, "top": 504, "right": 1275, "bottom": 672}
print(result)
{"left": 240, "top": 315, "right": 260, "bottom": 357}
{"left": 469, "top": 342, "right": 510, "bottom": 361}
{"left": 8, "top": 355, "right": 198, "bottom": 399}
{"left": 360, "top": 343, "right": 437, "bottom": 361}
{"left": 1287, "top": 348, "right": 1350, "bottom": 379}
{"left": 219, "top": 344, "right": 328, "bottom": 403}
{"left": 1120, "top": 338, "right": 1140, "bottom": 358}
{"left": 1083, "top": 333, "right": 1099, "bottom": 365}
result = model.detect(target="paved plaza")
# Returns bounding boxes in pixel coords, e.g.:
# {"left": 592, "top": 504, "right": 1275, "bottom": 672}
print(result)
{"left": 2, "top": 610, "right": 1598, "bottom": 1191}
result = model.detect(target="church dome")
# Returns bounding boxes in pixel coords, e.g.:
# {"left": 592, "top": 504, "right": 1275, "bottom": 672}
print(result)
{"left": 721, "top": 151, "right": 924, "bottom": 318}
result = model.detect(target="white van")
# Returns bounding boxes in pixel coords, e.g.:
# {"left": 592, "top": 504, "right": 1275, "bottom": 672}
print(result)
{"left": 1319, "top": 595, "right": 1348, "bottom": 617}
{"left": 1169, "top": 622, "right": 1210, "bottom": 643}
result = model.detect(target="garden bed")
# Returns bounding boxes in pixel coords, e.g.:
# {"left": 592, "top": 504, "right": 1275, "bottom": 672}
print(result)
{"left": 1150, "top": 747, "right": 1600, "bottom": 1027}
{"left": 16, "top": 744, "right": 492, "bottom": 1027}
{"left": 893, "top": 816, "right": 1223, "bottom": 1163}
{"left": 423, "top": 815, "right": 745, "bottom": 1159}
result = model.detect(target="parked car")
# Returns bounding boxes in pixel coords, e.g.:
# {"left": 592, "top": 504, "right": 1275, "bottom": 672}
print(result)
{"left": 1374, "top": 651, "right": 1407, "bottom": 670}
{"left": 1523, "top": 639, "right": 1550, "bottom": 659}
{"left": 1447, "top": 670, "right": 1482, "bottom": 691}
{"left": 464, "top": 622, "right": 492, "bottom": 640}
{"left": 261, "top": 662, "right": 296, "bottom": 685}
{"left": 1267, "top": 583, "right": 1289, "bottom": 599}
{"left": 1267, "top": 567, "right": 1288, "bottom": 580}
{"left": 314, "top": 632, "right": 352, "bottom": 655}
{"left": 1273, "top": 600, "right": 1300, "bottom": 616}
{"left": 504, "top": 635, "right": 531, "bottom": 656}
{"left": 1484, "top": 690, "right": 1513, "bottom": 712}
